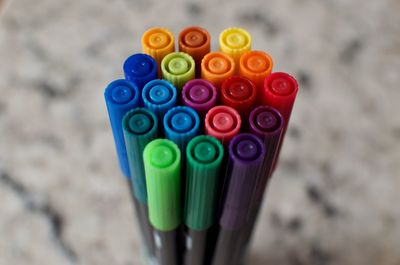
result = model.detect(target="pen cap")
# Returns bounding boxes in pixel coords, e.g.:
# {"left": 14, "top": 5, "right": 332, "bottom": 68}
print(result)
{"left": 179, "top": 26, "right": 211, "bottom": 76}
{"left": 161, "top": 52, "right": 195, "bottom": 91}
{"left": 164, "top": 106, "right": 200, "bottom": 153}
{"left": 144, "top": 139, "right": 181, "bottom": 231}
{"left": 221, "top": 76, "right": 256, "bottom": 117}
{"left": 220, "top": 133, "right": 265, "bottom": 230}
{"left": 182, "top": 79, "right": 217, "bottom": 118}
{"left": 142, "top": 79, "right": 177, "bottom": 123}
{"left": 141, "top": 27, "right": 175, "bottom": 75}
{"left": 205, "top": 105, "right": 241, "bottom": 147}
{"left": 262, "top": 72, "right": 298, "bottom": 129}
{"left": 185, "top": 135, "right": 224, "bottom": 230}
{"left": 201, "top": 52, "right": 235, "bottom": 90}
{"left": 104, "top": 79, "right": 140, "bottom": 178}
{"left": 123, "top": 108, "right": 158, "bottom": 203}
{"left": 239, "top": 50, "right": 273, "bottom": 96}
{"left": 219, "top": 27, "right": 251, "bottom": 69}
{"left": 123, "top": 53, "right": 157, "bottom": 90}
{"left": 249, "top": 106, "right": 284, "bottom": 202}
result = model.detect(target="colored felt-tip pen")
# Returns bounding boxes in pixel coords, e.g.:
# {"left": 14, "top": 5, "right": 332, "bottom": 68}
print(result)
{"left": 205, "top": 105, "right": 241, "bottom": 147}
{"left": 123, "top": 53, "right": 158, "bottom": 91}
{"left": 143, "top": 139, "right": 181, "bottom": 265}
{"left": 262, "top": 72, "right": 299, "bottom": 169}
{"left": 211, "top": 133, "right": 266, "bottom": 265}
{"left": 142, "top": 27, "right": 175, "bottom": 76}
{"left": 239, "top": 50, "right": 273, "bottom": 104}
{"left": 161, "top": 52, "right": 195, "bottom": 92}
{"left": 183, "top": 135, "right": 224, "bottom": 265}
{"left": 201, "top": 52, "right": 235, "bottom": 90}
{"left": 182, "top": 79, "right": 217, "bottom": 119}
{"left": 122, "top": 108, "right": 159, "bottom": 259}
{"left": 221, "top": 75, "right": 256, "bottom": 118}
{"left": 163, "top": 106, "right": 200, "bottom": 154}
{"left": 179, "top": 26, "right": 211, "bottom": 77}
{"left": 142, "top": 79, "right": 177, "bottom": 127}
{"left": 233, "top": 106, "right": 285, "bottom": 265}
{"left": 219, "top": 27, "right": 252, "bottom": 71}
{"left": 104, "top": 79, "right": 140, "bottom": 178}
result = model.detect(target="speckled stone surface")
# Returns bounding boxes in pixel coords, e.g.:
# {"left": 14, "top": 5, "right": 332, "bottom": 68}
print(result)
{"left": 0, "top": 0, "right": 400, "bottom": 264}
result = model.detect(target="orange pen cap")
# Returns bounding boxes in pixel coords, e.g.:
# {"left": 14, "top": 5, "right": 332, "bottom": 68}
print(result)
{"left": 239, "top": 50, "right": 273, "bottom": 102}
{"left": 142, "top": 27, "right": 175, "bottom": 75}
{"left": 179, "top": 26, "right": 210, "bottom": 75}
{"left": 201, "top": 52, "right": 235, "bottom": 89}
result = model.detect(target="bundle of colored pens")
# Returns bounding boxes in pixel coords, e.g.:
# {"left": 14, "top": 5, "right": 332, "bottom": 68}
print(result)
{"left": 104, "top": 26, "right": 298, "bottom": 265}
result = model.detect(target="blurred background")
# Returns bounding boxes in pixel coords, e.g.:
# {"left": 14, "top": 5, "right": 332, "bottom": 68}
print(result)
{"left": 0, "top": 0, "right": 399, "bottom": 264}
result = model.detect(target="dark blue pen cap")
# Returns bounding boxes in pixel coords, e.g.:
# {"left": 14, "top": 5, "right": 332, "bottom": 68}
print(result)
{"left": 104, "top": 79, "right": 140, "bottom": 178}
{"left": 163, "top": 106, "right": 200, "bottom": 152}
{"left": 142, "top": 79, "right": 177, "bottom": 122}
{"left": 220, "top": 133, "right": 266, "bottom": 230}
{"left": 123, "top": 53, "right": 157, "bottom": 89}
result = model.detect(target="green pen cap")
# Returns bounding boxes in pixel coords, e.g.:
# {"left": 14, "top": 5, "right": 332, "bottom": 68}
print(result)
{"left": 143, "top": 139, "right": 181, "bottom": 231}
{"left": 184, "top": 135, "right": 224, "bottom": 230}
{"left": 122, "top": 108, "right": 158, "bottom": 203}
{"left": 161, "top": 52, "right": 195, "bottom": 91}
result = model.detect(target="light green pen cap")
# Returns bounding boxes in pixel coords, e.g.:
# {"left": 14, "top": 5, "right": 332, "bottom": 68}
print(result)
{"left": 184, "top": 135, "right": 224, "bottom": 230}
{"left": 161, "top": 52, "right": 195, "bottom": 91}
{"left": 143, "top": 139, "right": 181, "bottom": 231}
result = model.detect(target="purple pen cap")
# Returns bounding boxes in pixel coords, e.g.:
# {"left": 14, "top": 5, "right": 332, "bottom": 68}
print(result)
{"left": 182, "top": 79, "right": 217, "bottom": 117}
{"left": 220, "top": 133, "right": 266, "bottom": 230}
{"left": 249, "top": 106, "right": 284, "bottom": 138}
{"left": 249, "top": 106, "right": 285, "bottom": 202}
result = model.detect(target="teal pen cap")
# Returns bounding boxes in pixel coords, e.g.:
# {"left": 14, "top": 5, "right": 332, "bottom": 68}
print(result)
{"left": 123, "top": 108, "right": 158, "bottom": 203}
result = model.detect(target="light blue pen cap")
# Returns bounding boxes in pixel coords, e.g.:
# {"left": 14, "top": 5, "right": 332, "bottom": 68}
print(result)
{"left": 142, "top": 79, "right": 177, "bottom": 123}
{"left": 104, "top": 79, "right": 140, "bottom": 178}
{"left": 163, "top": 106, "right": 200, "bottom": 152}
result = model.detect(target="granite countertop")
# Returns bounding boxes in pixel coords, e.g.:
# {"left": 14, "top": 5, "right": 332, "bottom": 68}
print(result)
{"left": 1, "top": 0, "right": 399, "bottom": 264}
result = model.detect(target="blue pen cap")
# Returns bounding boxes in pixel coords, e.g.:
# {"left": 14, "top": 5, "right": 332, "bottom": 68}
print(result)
{"left": 123, "top": 108, "right": 158, "bottom": 203}
{"left": 123, "top": 53, "right": 157, "bottom": 89}
{"left": 163, "top": 106, "right": 200, "bottom": 152}
{"left": 104, "top": 79, "right": 140, "bottom": 178}
{"left": 142, "top": 79, "right": 177, "bottom": 123}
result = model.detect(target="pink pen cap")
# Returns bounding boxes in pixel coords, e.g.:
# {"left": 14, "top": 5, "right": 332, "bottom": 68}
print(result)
{"left": 205, "top": 105, "right": 241, "bottom": 147}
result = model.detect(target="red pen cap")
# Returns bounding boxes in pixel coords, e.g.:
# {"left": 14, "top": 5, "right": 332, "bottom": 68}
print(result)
{"left": 221, "top": 76, "right": 256, "bottom": 117}
{"left": 205, "top": 105, "right": 241, "bottom": 146}
{"left": 262, "top": 72, "right": 298, "bottom": 128}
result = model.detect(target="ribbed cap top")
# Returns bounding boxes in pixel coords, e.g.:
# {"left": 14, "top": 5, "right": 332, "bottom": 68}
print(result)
{"left": 219, "top": 27, "right": 251, "bottom": 70}
{"left": 221, "top": 76, "right": 256, "bottom": 117}
{"left": 104, "top": 79, "right": 140, "bottom": 178}
{"left": 141, "top": 27, "right": 175, "bottom": 75}
{"left": 205, "top": 105, "right": 241, "bottom": 147}
{"left": 182, "top": 79, "right": 217, "bottom": 118}
{"left": 123, "top": 53, "right": 157, "bottom": 89}
{"left": 219, "top": 133, "right": 265, "bottom": 230}
{"left": 143, "top": 139, "right": 181, "bottom": 231}
{"left": 179, "top": 26, "right": 210, "bottom": 76}
{"left": 184, "top": 135, "right": 224, "bottom": 230}
{"left": 163, "top": 106, "right": 200, "bottom": 152}
{"left": 122, "top": 108, "right": 158, "bottom": 203}
{"left": 201, "top": 52, "right": 235, "bottom": 89}
{"left": 142, "top": 79, "right": 177, "bottom": 122}
{"left": 239, "top": 50, "right": 273, "bottom": 92}
{"left": 161, "top": 52, "right": 195, "bottom": 91}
